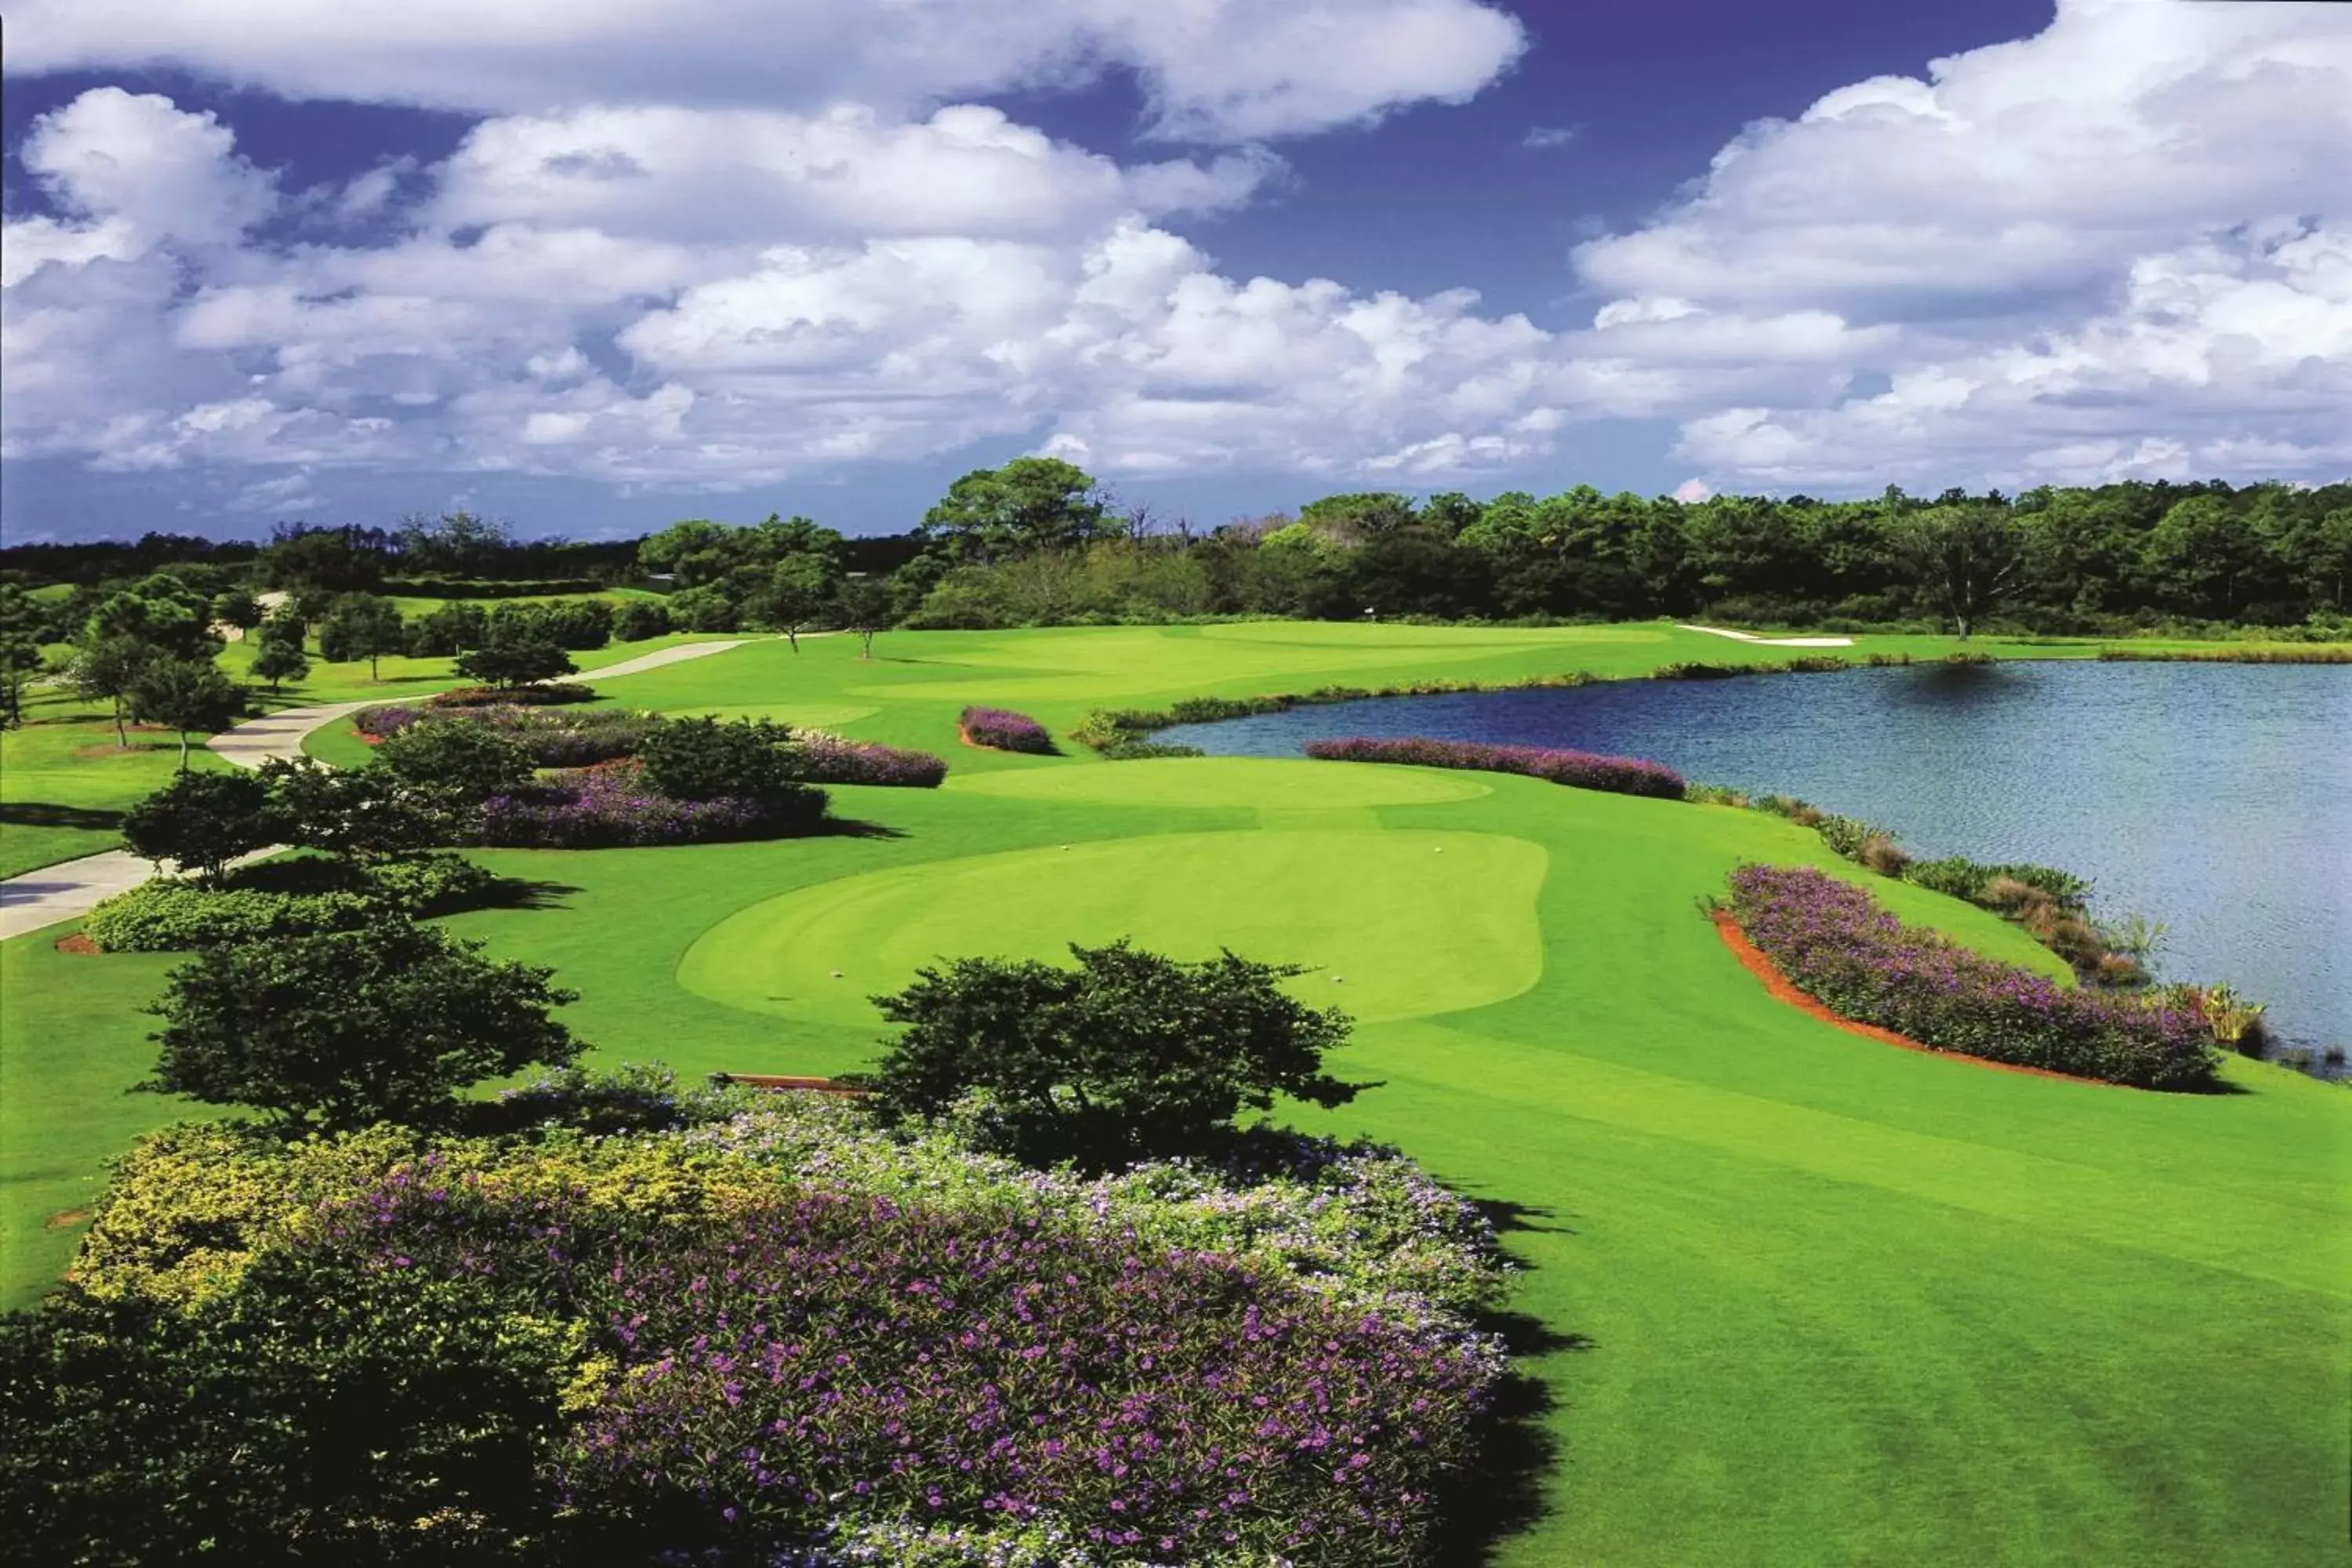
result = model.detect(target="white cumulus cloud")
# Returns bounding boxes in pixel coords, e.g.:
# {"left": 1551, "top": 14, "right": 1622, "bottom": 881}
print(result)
{"left": 2, "top": 0, "right": 1525, "bottom": 143}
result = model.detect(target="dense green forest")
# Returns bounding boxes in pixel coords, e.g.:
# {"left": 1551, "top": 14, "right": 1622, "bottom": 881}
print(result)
{"left": 5, "top": 465, "right": 2347, "bottom": 641}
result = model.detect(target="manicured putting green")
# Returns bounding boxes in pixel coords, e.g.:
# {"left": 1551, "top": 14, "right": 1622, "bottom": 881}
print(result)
{"left": 677, "top": 828, "right": 1546, "bottom": 1026}
{"left": 943, "top": 755, "right": 1490, "bottom": 809}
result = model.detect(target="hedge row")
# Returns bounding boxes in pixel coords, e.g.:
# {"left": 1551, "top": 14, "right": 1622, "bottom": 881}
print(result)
{"left": 1304, "top": 736, "right": 1686, "bottom": 800}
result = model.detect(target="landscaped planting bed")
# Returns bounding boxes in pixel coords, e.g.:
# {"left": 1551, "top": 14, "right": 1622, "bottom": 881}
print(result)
{"left": 1721, "top": 864, "right": 2219, "bottom": 1090}
{"left": 31, "top": 1090, "right": 1510, "bottom": 1566}
{"left": 477, "top": 759, "right": 820, "bottom": 848}
{"left": 1305, "top": 736, "right": 1686, "bottom": 800}
{"left": 960, "top": 706, "right": 1056, "bottom": 754}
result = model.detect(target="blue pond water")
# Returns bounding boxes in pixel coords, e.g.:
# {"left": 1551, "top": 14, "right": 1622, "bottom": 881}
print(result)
{"left": 1162, "top": 660, "right": 2352, "bottom": 1057}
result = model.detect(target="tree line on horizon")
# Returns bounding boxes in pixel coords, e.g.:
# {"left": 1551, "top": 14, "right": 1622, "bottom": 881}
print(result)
{"left": 5, "top": 464, "right": 2348, "bottom": 652}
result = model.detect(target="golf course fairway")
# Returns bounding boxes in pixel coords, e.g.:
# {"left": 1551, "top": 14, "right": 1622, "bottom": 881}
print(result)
{"left": 5, "top": 622, "right": 2347, "bottom": 1567}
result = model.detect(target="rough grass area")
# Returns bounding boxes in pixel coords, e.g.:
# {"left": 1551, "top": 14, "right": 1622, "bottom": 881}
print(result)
{"left": 4, "top": 619, "right": 2348, "bottom": 1566}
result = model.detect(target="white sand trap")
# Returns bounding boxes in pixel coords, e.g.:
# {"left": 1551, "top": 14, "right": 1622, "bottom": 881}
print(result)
{"left": 1677, "top": 624, "right": 1855, "bottom": 648}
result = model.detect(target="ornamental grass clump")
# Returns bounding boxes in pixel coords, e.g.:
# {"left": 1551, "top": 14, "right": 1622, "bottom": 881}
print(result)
{"left": 959, "top": 706, "right": 1056, "bottom": 753}
{"left": 1722, "top": 865, "right": 2219, "bottom": 1091}
{"left": 1304, "top": 736, "right": 1686, "bottom": 800}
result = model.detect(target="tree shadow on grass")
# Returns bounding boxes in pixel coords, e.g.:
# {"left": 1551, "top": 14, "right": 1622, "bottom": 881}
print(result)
{"left": 483, "top": 878, "right": 586, "bottom": 912}
{"left": 1426, "top": 1197, "right": 1590, "bottom": 1566}
{"left": 1428, "top": 1308, "right": 1592, "bottom": 1567}
{"left": 1, "top": 801, "right": 123, "bottom": 833}
{"left": 805, "top": 817, "right": 906, "bottom": 841}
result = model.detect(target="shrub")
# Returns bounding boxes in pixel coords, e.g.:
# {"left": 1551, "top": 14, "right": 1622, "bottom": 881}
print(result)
{"left": 372, "top": 716, "right": 535, "bottom": 802}
{"left": 1304, "top": 736, "right": 1686, "bottom": 800}
{"left": 384, "top": 704, "right": 662, "bottom": 767}
{"left": 256, "top": 756, "right": 443, "bottom": 858}
{"left": 361, "top": 851, "right": 504, "bottom": 914}
{"left": 1098, "top": 738, "right": 1205, "bottom": 760}
{"left": 478, "top": 759, "right": 826, "bottom": 848}
{"left": 1722, "top": 865, "right": 2218, "bottom": 1090}
{"left": 430, "top": 681, "right": 595, "bottom": 708}
{"left": 958, "top": 705, "right": 1055, "bottom": 753}
{"left": 858, "top": 938, "right": 1367, "bottom": 1171}
{"left": 351, "top": 702, "right": 423, "bottom": 738}
{"left": 784, "top": 731, "right": 948, "bottom": 787}
{"left": 612, "top": 599, "right": 671, "bottom": 641}
{"left": 637, "top": 714, "right": 818, "bottom": 811}
{"left": 85, "top": 883, "right": 384, "bottom": 951}
{"left": 140, "top": 913, "right": 584, "bottom": 1128}
{"left": 1650, "top": 661, "right": 1740, "bottom": 680}
{"left": 118, "top": 769, "right": 276, "bottom": 883}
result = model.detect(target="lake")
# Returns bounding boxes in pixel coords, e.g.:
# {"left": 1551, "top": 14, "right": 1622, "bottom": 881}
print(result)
{"left": 1162, "top": 660, "right": 2352, "bottom": 1061}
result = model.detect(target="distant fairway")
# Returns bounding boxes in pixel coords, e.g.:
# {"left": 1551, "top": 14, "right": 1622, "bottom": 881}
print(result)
{"left": 7, "top": 620, "right": 2349, "bottom": 1568}
{"left": 679, "top": 826, "right": 1548, "bottom": 1026}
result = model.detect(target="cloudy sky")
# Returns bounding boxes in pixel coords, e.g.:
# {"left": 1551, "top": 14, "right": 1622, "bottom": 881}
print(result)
{"left": 4, "top": 0, "right": 2348, "bottom": 541}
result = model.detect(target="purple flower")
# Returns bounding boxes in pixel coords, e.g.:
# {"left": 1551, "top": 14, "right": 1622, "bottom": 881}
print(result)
{"left": 1305, "top": 735, "right": 1686, "bottom": 800}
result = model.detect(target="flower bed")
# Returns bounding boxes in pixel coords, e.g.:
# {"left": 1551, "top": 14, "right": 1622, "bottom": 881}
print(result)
{"left": 477, "top": 758, "right": 818, "bottom": 848}
{"left": 787, "top": 731, "right": 948, "bottom": 787}
{"left": 959, "top": 706, "right": 1055, "bottom": 754}
{"left": 1721, "top": 865, "right": 2219, "bottom": 1090}
{"left": 1305, "top": 736, "right": 1686, "bottom": 800}
{"left": 61, "top": 1094, "right": 1512, "bottom": 1566}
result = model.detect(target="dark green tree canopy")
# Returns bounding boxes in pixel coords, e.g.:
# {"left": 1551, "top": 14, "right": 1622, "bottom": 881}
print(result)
{"left": 258, "top": 756, "right": 441, "bottom": 858}
{"left": 372, "top": 718, "right": 535, "bottom": 805}
{"left": 120, "top": 768, "right": 277, "bottom": 883}
{"left": 141, "top": 915, "right": 583, "bottom": 1129}
{"left": 453, "top": 639, "right": 575, "bottom": 689}
{"left": 318, "top": 593, "right": 408, "bottom": 676}
{"left": 125, "top": 656, "right": 246, "bottom": 768}
{"left": 637, "top": 716, "right": 826, "bottom": 823}
{"left": 858, "top": 939, "right": 1369, "bottom": 1171}
{"left": 920, "top": 457, "right": 1106, "bottom": 562}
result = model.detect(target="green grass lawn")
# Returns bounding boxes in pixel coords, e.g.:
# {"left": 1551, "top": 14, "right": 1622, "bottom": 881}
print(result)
{"left": 4, "top": 620, "right": 2347, "bottom": 1566}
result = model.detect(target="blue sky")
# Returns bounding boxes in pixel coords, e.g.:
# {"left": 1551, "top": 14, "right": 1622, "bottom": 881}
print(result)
{"left": 3, "top": 0, "right": 2347, "bottom": 542}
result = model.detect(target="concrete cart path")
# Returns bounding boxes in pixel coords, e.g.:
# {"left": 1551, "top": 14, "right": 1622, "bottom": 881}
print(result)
{"left": 2, "top": 637, "right": 757, "bottom": 943}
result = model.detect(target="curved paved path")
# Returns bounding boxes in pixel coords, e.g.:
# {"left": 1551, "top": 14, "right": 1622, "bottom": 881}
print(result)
{"left": 1676, "top": 623, "right": 1856, "bottom": 648}
{"left": 0, "top": 637, "right": 756, "bottom": 942}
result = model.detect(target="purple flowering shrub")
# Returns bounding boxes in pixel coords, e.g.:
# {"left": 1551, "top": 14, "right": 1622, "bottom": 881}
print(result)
{"left": 271, "top": 1116, "right": 1507, "bottom": 1565}
{"left": 477, "top": 759, "right": 816, "bottom": 848}
{"left": 1305, "top": 737, "right": 1686, "bottom": 800}
{"left": 1723, "top": 865, "right": 2220, "bottom": 1090}
{"left": 788, "top": 731, "right": 949, "bottom": 787}
{"left": 960, "top": 706, "right": 1057, "bottom": 755}
{"left": 74, "top": 1097, "right": 1511, "bottom": 1565}
{"left": 353, "top": 704, "right": 424, "bottom": 738}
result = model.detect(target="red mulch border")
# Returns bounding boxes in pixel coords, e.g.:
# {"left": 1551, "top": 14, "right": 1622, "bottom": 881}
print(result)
{"left": 714, "top": 1073, "right": 866, "bottom": 1097}
{"left": 1710, "top": 910, "right": 2119, "bottom": 1088}
{"left": 53, "top": 934, "right": 101, "bottom": 956}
